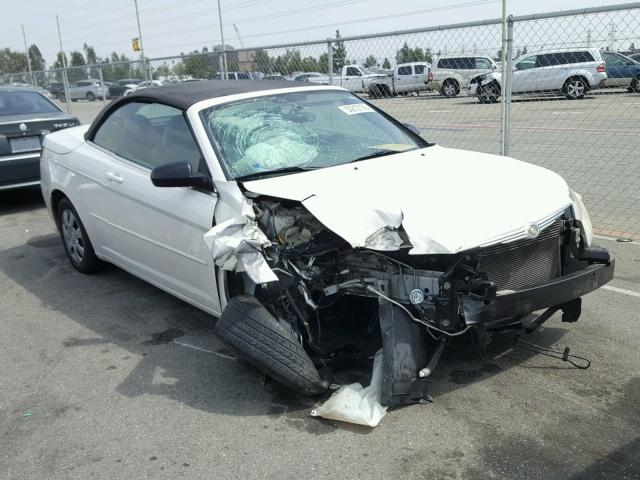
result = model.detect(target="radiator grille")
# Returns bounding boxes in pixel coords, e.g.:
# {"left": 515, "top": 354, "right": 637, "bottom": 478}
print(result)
{"left": 478, "top": 220, "right": 564, "bottom": 291}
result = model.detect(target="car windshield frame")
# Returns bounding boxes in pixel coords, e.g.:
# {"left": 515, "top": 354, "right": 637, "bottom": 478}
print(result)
{"left": 0, "top": 90, "right": 62, "bottom": 116}
{"left": 198, "top": 89, "right": 430, "bottom": 180}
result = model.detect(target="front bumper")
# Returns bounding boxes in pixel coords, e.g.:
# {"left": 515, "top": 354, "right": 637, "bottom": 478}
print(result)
{"left": 463, "top": 259, "right": 615, "bottom": 325}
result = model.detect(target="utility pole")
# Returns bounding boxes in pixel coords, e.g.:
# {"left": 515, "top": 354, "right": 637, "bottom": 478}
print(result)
{"left": 21, "top": 25, "right": 35, "bottom": 86}
{"left": 133, "top": 0, "right": 149, "bottom": 80}
{"left": 609, "top": 22, "right": 617, "bottom": 51}
{"left": 56, "top": 15, "right": 72, "bottom": 112}
{"left": 500, "top": 0, "right": 508, "bottom": 155}
{"left": 217, "top": 0, "right": 228, "bottom": 79}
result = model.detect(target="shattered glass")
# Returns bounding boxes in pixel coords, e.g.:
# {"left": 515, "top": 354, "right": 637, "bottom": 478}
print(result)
{"left": 200, "top": 91, "right": 426, "bottom": 179}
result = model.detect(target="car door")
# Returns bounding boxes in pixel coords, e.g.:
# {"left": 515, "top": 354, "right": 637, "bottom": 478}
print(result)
{"left": 602, "top": 51, "right": 632, "bottom": 87}
{"left": 394, "top": 65, "right": 413, "bottom": 93}
{"left": 412, "top": 64, "right": 428, "bottom": 91}
{"left": 84, "top": 101, "right": 221, "bottom": 314}
{"left": 512, "top": 54, "right": 537, "bottom": 93}
{"left": 342, "top": 66, "right": 363, "bottom": 91}
{"left": 67, "top": 82, "right": 79, "bottom": 100}
{"left": 533, "top": 53, "right": 561, "bottom": 93}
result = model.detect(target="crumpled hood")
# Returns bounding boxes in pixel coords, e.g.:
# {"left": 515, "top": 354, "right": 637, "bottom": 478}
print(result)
{"left": 242, "top": 145, "right": 571, "bottom": 254}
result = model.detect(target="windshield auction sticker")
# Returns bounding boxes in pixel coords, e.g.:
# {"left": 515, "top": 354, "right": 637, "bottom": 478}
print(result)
{"left": 338, "top": 104, "right": 375, "bottom": 115}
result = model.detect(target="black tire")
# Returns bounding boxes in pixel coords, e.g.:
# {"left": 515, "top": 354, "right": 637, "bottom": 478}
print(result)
{"left": 368, "top": 85, "right": 381, "bottom": 99}
{"left": 86, "top": 92, "right": 95, "bottom": 101}
{"left": 215, "top": 295, "right": 329, "bottom": 396}
{"left": 440, "top": 79, "right": 460, "bottom": 97}
{"left": 71, "top": 98, "right": 78, "bottom": 102}
{"left": 563, "top": 76, "right": 587, "bottom": 100}
{"left": 57, "top": 198, "right": 103, "bottom": 274}
{"left": 477, "top": 82, "right": 500, "bottom": 104}
{"left": 630, "top": 77, "right": 640, "bottom": 93}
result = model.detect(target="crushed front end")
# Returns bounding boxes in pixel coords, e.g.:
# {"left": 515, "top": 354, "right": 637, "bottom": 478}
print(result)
{"left": 211, "top": 197, "right": 614, "bottom": 407}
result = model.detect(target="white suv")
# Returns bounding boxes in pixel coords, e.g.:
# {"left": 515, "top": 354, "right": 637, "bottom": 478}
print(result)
{"left": 431, "top": 55, "right": 498, "bottom": 97}
{"left": 469, "top": 48, "right": 607, "bottom": 103}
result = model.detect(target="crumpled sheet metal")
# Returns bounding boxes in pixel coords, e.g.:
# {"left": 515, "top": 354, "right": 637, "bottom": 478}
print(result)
{"left": 311, "top": 350, "right": 388, "bottom": 427}
{"left": 203, "top": 216, "right": 279, "bottom": 284}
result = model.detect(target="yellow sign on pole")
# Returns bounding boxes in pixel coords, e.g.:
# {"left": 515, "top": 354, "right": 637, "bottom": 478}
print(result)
{"left": 132, "top": 38, "right": 141, "bottom": 52}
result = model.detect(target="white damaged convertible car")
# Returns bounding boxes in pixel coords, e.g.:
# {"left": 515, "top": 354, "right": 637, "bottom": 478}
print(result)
{"left": 41, "top": 80, "right": 614, "bottom": 406}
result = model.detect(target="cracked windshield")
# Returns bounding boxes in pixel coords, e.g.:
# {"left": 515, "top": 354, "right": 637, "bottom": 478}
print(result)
{"left": 201, "top": 90, "right": 428, "bottom": 179}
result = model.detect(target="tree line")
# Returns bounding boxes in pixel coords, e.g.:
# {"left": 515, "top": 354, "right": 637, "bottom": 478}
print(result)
{"left": 1, "top": 29, "right": 481, "bottom": 84}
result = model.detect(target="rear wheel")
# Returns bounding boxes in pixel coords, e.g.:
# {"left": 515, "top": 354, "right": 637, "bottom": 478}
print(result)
{"left": 563, "top": 77, "right": 587, "bottom": 100}
{"left": 630, "top": 77, "right": 640, "bottom": 93}
{"left": 441, "top": 79, "right": 460, "bottom": 97}
{"left": 57, "top": 198, "right": 102, "bottom": 274}
{"left": 71, "top": 98, "right": 78, "bottom": 102}
{"left": 86, "top": 92, "right": 96, "bottom": 101}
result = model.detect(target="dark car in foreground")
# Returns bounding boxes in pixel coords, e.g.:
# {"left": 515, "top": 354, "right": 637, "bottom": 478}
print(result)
{"left": 0, "top": 87, "right": 79, "bottom": 190}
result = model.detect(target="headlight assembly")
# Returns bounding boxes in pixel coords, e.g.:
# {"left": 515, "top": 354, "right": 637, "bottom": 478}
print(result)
{"left": 569, "top": 189, "right": 593, "bottom": 247}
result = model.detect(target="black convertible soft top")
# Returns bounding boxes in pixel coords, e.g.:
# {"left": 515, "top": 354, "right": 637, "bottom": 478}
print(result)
{"left": 126, "top": 79, "right": 315, "bottom": 109}
{"left": 85, "top": 79, "right": 321, "bottom": 140}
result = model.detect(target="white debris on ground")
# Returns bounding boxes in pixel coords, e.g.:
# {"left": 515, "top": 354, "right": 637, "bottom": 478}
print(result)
{"left": 311, "top": 350, "right": 388, "bottom": 427}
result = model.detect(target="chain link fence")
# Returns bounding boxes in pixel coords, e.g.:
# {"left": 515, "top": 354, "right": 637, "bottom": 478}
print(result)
{"left": 2, "top": 3, "right": 640, "bottom": 239}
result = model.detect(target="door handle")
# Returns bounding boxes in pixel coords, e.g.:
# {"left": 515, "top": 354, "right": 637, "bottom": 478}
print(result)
{"left": 105, "top": 172, "right": 124, "bottom": 183}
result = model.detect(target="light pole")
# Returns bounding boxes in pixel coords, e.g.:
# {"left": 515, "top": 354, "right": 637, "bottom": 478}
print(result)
{"left": 21, "top": 25, "right": 35, "bottom": 86}
{"left": 133, "top": 0, "right": 149, "bottom": 80}
{"left": 217, "top": 0, "right": 227, "bottom": 79}
{"left": 500, "top": 0, "right": 508, "bottom": 155}
{"left": 56, "top": 15, "right": 72, "bottom": 113}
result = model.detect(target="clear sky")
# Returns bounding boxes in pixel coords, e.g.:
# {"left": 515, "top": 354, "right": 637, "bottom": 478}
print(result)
{"left": 2, "top": 0, "right": 634, "bottom": 65}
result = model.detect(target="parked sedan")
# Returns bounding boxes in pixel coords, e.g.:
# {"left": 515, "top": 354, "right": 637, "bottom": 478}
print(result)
{"left": 108, "top": 79, "right": 143, "bottom": 98}
{"left": 601, "top": 51, "right": 640, "bottom": 91}
{"left": 45, "top": 82, "right": 65, "bottom": 99}
{"left": 41, "top": 81, "right": 613, "bottom": 405}
{"left": 0, "top": 87, "right": 79, "bottom": 190}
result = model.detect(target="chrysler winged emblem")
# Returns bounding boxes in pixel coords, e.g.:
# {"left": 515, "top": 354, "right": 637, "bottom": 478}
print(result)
{"left": 525, "top": 223, "right": 541, "bottom": 239}
{"left": 19, "top": 123, "right": 27, "bottom": 133}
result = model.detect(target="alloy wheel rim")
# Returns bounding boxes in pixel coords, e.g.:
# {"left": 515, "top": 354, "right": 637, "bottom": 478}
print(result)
{"left": 61, "top": 209, "right": 85, "bottom": 264}
{"left": 480, "top": 86, "right": 496, "bottom": 102}
{"left": 444, "top": 83, "right": 456, "bottom": 96}
{"left": 568, "top": 80, "right": 584, "bottom": 98}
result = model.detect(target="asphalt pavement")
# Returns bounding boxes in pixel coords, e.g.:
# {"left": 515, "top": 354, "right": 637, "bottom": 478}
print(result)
{"left": 1, "top": 187, "right": 639, "bottom": 480}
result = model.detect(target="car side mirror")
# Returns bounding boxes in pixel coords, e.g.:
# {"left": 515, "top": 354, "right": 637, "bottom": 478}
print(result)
{"left": 403, "top": 123, "right": 421, "bottom": 136}
{"left": 151, "top": 161, "right": 209, "bottom": 188}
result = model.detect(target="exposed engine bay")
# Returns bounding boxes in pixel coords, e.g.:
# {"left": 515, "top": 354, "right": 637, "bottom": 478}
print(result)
{"left": 209, "top": 194, "right": 614, "bottom": 407}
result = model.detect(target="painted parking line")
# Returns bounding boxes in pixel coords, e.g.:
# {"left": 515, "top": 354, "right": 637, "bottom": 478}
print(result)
{"left": 174, "top": 340, "right": 215, "bottom": 354}
{"left": 602, "top": 285, "right": 640, "bottom": 299}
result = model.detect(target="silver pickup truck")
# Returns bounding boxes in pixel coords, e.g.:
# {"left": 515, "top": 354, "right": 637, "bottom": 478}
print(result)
{"left": 363, "top": 62, "right": 433, "bottom": 97}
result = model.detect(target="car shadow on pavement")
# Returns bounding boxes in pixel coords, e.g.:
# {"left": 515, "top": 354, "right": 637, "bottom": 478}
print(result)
{"left": 0, "top": 232, "right": 571, "bottom": 423}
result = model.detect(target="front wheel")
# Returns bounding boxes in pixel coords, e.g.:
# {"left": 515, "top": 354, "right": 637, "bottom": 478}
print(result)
{"left": 630, "top": 77, "right": 640, "bottom": 93}
{"left": 57, "top": 198, "right": 103, "bottom": 274}
{"left": 86, "top": 92, "right": 96, "bottom": 101}
{"left": 563, "top": 77, "right": 587, "bottom": 100}
{"left": 478, "top": 82, "right": 500, "bottom": 103}
{"left": 214, "top": 294, "right": 329, "bottom": 396}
